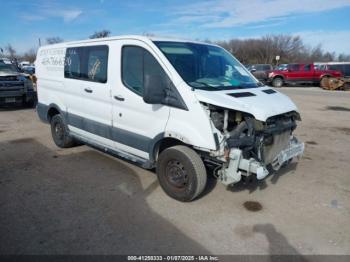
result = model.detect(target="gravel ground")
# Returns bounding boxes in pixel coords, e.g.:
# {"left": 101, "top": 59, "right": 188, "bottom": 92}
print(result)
{"left": 0, "top": 87, "right": 349, "bottom": 255}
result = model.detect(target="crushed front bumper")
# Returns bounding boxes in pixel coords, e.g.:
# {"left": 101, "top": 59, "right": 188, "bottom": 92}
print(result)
{"left": 218, "top": 137, "right": 304, "bottom": 185}
{"left": 270, "top": 137, "right": 305, "bottom": 170}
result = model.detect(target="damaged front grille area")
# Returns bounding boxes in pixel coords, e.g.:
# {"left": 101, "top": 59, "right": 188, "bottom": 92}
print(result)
{"left": 203, "top": 103, "right": 303, "bottom": 185}
{"left": 207, "top": 104, "right": 299, "bottom": 164}
{"left": 263, "top": 116, "right": 296, "bottom": 135}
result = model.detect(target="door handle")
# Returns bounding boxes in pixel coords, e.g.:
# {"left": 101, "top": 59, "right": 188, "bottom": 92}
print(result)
{"left": 84, "top": 88, "right": 93, "bottom": 93}
{"left": 114, "top": 95, "right": 125, "bottom": 101}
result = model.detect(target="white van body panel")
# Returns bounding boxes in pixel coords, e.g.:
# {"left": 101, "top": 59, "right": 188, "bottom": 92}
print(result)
{"left": 35, "top": 47, "right": 67, "bottom": 112}
{"left": 36, "top": 35, "right": 303, "bottom": 177}
{"left": 110, "top": 39, "right": 170, "bottom": 152}
{"left": 193, "top": 87, "right": 298, "bottom": 121}
{"left": 165, "top": 82, "right": 217, "bottom": 150}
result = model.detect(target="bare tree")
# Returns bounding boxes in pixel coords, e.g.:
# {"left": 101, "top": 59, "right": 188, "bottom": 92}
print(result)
{"left": 216, "top": 34, "right": 345, "bottom": 64}
{"left": 89, "top": 30, "right": 111, "bottom": 39}
{"left": 338, "top": 53, "right": 350, "bottom": 62}
{"left": 22, "top": 48, "right": 37, "bottom": 63}
{"left": 5, "top": 44, "right": 17, "bottom": 60}
{"left": 46, "top": 37, "right": 64, "bottom": 45}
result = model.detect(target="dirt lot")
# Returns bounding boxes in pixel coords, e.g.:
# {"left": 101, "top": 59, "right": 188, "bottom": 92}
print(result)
{"left": 0, "top": 87, "right": 349, "bottom": 255}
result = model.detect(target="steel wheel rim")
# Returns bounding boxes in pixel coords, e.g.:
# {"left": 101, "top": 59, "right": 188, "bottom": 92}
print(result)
{"left": 55, "top": 122, "right": 64, "bottom": 140}
{"left": 165, "top": 160, "right": 188, "bottom": 188}
{"left": 275, "top": 79, "right": 282, "bottom": 87}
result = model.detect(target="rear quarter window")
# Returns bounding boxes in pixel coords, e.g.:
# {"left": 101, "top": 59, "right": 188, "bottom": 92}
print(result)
{"left": 65, "top": 45, "right": 108, "bottom": 83}
{"left": 65, "top": 48, "right": 82, "bottom": 78}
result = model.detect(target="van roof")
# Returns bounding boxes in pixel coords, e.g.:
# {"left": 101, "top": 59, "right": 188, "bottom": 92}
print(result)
{"left": 39, "top": 35, "right": 215, "bottom": 49}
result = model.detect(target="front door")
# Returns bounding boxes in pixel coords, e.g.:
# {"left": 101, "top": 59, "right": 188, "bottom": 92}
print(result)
{"left": 111, "top": 40, "right": 171, "bottom": 159}
{"left": 285, "top": 64, "right": 302, "bottom": 82}
{"left": 300, "top": 64, "right": 315, "bottom": 82}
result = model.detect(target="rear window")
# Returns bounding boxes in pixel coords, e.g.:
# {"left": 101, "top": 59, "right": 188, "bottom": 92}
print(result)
{"left": 65, "top": 45, "right": 108, "bottom": 83}
{"left": 304, "top": 64, "right": 311, "bottom": 71}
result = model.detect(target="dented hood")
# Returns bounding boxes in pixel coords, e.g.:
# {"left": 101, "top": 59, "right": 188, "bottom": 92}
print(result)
{"left": 194, "top": 87, "right": 298, "bottom": 121}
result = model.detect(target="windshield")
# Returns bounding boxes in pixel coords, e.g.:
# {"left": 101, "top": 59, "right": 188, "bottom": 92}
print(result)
{"left": 0, "top": 63, "right": 18, "bottom": 73}
{"left": 154, "top": 41, "right": 261, "bottom": 90}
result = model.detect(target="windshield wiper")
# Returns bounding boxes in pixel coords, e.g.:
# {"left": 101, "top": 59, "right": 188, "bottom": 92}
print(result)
{"left": 190, "top": 81, "right": 222, "bottom": 90}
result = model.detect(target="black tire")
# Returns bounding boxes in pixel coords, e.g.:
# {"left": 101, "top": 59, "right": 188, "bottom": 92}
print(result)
{"left": 50, "top": 114, "right": 75, "bottom": 148}
{"left": 24, "top": 99, "right": 35, "bottom": 108}
{"left": 156, "top": 145, "right": 207, "bottom": 202}
{"left": 272, "top": 77, "right": 283, "bottom": 88}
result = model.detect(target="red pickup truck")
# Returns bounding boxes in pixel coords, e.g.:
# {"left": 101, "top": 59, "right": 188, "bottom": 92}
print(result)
{"left": 267, "top": 63, "right": 343, "bottom": 87}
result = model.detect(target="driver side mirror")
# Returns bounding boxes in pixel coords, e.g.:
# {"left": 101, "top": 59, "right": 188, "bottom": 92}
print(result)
{"left": 250, "top": 68, "right": 256, "bottom": 73}
{"left": 143, "top": 74, "right": 167, "bottom": 104}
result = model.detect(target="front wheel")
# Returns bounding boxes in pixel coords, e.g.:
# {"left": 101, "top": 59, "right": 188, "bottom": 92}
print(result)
{"left": 272, "top": 77, "right": 284, "bottom": 88}
{"left": 156, "top": 145, "right": 207, "bottom": 202}
{"left": 50, "top": 114, "right": 76, "bottom": 148}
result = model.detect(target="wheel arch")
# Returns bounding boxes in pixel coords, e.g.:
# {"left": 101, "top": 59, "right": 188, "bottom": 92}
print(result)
{"left": 46, "top": 103, "right": 65, "bottom": 123}
{"left": 273, "top": 75, "right": 284, "bottom": 80}
{"left": 320, "top": 74, "right": 331, "bottom": 80}
{"left": 149, "top": 134, "right": 187, "bottom": 163}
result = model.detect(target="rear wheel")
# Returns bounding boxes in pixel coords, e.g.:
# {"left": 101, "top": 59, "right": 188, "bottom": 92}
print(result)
{"left": 156, "top": 145, "right": 207, "bottom": 202}
{"left": 50, "top": 114, "right": 75, "bottom": 148}
{"left": 320, "top": 76, "right": 329, "bottom": 89}
{"left": 272, "top": 77, "right": 283, "bottom": 88}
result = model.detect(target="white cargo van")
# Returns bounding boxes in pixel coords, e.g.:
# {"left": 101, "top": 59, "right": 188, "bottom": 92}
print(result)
{"left": 36, "top": 35, "right": 304, "bottom": 201}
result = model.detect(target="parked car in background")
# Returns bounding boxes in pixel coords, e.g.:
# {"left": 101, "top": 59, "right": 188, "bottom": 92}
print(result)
{"left": 22, "top": 65, "right": 37, "bottom": 88}
{"left": 0, "top": 62, "right": 36, "bottom": 106}
{"left": 0, "top": 57, "right": 13, "bottom": 65}
{"left": 267, "top": 63, "right": 343, "bottom": 87}
{"left": 315, "top": 62, "right": 350, "bottom": 78}
{"left": 22, "top": 65, "right": 35, "bottom": 75}
{"left": 19, "top": 61, "right": 30, "bottom": 69}
{"left": 248, "top": 64, "right": 273, "bottom": 83}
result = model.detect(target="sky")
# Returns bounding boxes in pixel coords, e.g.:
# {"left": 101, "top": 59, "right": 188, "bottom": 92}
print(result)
{"left": 1, "top": 0, "right": 350, "bottom": 54}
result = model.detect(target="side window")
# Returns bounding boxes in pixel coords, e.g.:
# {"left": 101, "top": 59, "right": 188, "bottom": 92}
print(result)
{"left": 65, "top": 48, "right": 82, "bottom": 78}
{"left": 255, "top": 65, "right": 262, "bottom": 71}
{"left": 122, "top": 46, "right": 169, "bottom": 96}
{"left": 122, "top": 47, "right": 143, "bottom": 95}
{"left": 144, "top": 51, "right": 168, "bottom": 83}
{"left": 304, "top": 64, "right": 311, "bottom": 71}
{"left": 86, "top": 46, "right": 108, "bottom": 83}
{"left": 65, "top": 45, "right": 108, "bottom": 83}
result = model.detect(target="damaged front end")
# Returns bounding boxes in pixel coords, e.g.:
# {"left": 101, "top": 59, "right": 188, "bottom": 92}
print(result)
{"left": 204, "top": 104, "right": 304, "bottom": 185}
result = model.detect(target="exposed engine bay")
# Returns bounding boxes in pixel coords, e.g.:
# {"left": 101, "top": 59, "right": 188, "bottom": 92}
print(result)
{"left": 202, "top": 103, "right": 304, "bottom": 185}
